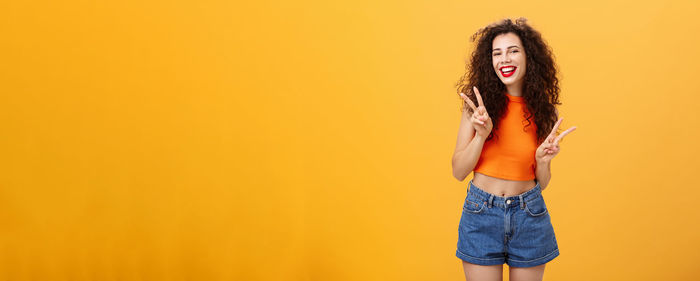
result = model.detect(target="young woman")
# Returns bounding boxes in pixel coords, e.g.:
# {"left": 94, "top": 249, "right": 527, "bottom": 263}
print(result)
{"left": 452, "top": 18, "right": 576, "bottom": 281}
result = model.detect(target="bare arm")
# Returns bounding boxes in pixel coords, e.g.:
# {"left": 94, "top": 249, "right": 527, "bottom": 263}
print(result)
{"left": 452, "top": 109, "right": 487, "bottom": 181}
{"left": 535, "top": 109, "right": 556, "bottom": 190}
{"left": 535, "top": 159, "right": 551, "bottom": 190}
{"left": 534, "top": 108, "right": 577, "bottom": 191}
{"left": 452, "top": 87, "right": 493, "bottom": 181}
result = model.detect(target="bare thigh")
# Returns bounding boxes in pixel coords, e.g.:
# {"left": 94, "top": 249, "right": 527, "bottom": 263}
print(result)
{"left": 509, "top": 264, "right": 545, "bottom": 281}
{"left": 462, "top": 261, "right": 503, "bottom": 281}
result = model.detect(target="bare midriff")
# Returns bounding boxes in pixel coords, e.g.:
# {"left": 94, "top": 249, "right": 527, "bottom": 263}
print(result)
{"left": 473, "top": 172, "right": 537, "bottom": 197}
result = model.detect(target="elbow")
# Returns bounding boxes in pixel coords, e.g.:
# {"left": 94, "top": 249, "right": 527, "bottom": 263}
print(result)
{"left": 452, "top": 166, "right": 470, "bottom": 182}
{"left": 451, "top": 161, "right": 463, "bottom": 181}
{"left": 451, "top": 153, "right": 472, "bottom": 181}
{"left": 535, "top": 178, "right": 548, "bottom": 191}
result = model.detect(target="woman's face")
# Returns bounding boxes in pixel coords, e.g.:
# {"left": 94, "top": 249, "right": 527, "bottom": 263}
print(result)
{"left": 492, "top": 32, "right": 526, "bottom": 88}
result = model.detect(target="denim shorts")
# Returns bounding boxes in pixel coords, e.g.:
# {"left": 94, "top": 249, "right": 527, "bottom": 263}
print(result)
{"left": 456, "top": 179, "right": 559, "bottom": 267}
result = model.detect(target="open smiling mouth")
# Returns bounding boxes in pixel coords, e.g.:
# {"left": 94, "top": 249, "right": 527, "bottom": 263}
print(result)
{"left": 500, "top": 66, "right": 516, "bottom": 77}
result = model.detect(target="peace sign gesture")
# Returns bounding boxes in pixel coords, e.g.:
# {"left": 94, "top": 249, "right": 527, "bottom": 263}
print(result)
{"left": 459, "top": 86, "right": 493, "bottom": 139}
{"left": 535, "top": 117, "right": 577, "bottom": 163}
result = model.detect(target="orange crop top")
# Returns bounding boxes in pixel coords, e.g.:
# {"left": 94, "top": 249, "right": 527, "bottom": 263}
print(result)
{"left": 473, "top": 93, "right": 539, "bottom": 181}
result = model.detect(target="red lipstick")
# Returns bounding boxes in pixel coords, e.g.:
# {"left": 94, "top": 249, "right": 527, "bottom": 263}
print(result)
{"left": 499, "top": 66, "right": 516, "bottom": 78}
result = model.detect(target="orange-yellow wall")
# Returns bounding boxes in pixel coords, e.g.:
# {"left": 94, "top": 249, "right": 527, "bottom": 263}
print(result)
{"left": 1, "top": 0, "right": 699, "bottom": 280}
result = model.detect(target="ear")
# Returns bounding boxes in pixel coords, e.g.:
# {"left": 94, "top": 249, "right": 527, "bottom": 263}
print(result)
{"left": 554, "top": 107, "right": 559, "bottom": 119}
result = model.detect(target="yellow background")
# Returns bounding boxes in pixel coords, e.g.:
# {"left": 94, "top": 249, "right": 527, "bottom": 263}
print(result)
{"left": 1, "top": 0, "right": 699, "bottom": 280}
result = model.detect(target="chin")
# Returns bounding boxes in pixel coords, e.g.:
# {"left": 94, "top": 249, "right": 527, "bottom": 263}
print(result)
{"left": 500, "top": 77, "right": 522, "bottom": 86}
{"left": 500, "top": 79, "right": 515, "bottom": 86}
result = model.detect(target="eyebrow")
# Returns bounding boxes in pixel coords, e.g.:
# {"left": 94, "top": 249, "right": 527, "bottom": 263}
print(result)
{"left": 492, "top": 46, "right": 520, "bottom": 52}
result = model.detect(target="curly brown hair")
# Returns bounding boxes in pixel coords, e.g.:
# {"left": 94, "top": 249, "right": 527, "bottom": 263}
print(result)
{"left": 456, "top": 17, "right": 561, "bottom": 144}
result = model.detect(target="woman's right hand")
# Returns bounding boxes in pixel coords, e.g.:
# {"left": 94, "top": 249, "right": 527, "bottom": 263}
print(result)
{"left": 459, "top": 86, "right": 493, "bottom": 139}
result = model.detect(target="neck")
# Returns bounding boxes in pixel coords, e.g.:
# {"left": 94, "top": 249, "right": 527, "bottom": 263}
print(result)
{"left": 506, "top": 83, "right": 523, "bottom": 97}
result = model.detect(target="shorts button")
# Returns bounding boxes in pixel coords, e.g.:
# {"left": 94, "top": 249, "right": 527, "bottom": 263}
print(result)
{"left": 506, "top": 199, "right": 512, "bottom": 204}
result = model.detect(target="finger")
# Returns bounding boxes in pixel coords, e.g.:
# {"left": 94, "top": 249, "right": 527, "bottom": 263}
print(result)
{"left": 549, "top": 117, "right": 563, "bottom": 137}
{"left": 545, "top": 134, "right": 555, "bottom": 144}
{"left": 553, "top": 126, "right": 577, "bottom": 146}
{"left": 460, "top": 93, "right": 477, "bottom": 111}
{"left": 471, "top": 115, "right": 484, "bottom": 125}
{"left": 471, "top": 112, "right": 485, "bottom": 124}
{"left": 473, "top": 86, "right": 485, "bottom": 108}
{"left": 460, "top": 93, "right": 478, "bottom": 112}
{"left": 459, "top": 93, "right": 476, "bottom": 110}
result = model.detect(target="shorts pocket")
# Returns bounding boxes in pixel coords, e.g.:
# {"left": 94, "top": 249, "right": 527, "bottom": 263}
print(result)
{"left": 463, "top": 194, "right": 486, "bottom": 214}
{"left": 524, "top": 195, "right": 548, "bottom": 217}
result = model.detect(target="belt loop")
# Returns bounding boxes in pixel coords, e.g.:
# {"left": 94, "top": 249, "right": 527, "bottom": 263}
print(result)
{"left": 519, "top": 194, "right": 524, "bottom": 209}
{"left": 488, "top": 195, "right": 494, "bottom": 208}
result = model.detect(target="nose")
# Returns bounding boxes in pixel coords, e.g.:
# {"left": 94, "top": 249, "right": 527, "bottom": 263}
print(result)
{"left": 503, "top": 53, "right": 512, "bottom": 63}
{"left": 496, "top": 54, "right": 511, "bottom": 68}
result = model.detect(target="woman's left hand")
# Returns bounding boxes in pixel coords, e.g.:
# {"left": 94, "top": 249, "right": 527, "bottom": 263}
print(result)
{"left": 535, "top": 117, "right": 577, "bottom": 163}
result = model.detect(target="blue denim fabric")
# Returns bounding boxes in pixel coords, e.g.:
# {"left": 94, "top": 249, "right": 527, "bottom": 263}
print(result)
{"left": 456, "top": 179, "right": 559, "bottom": 267}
